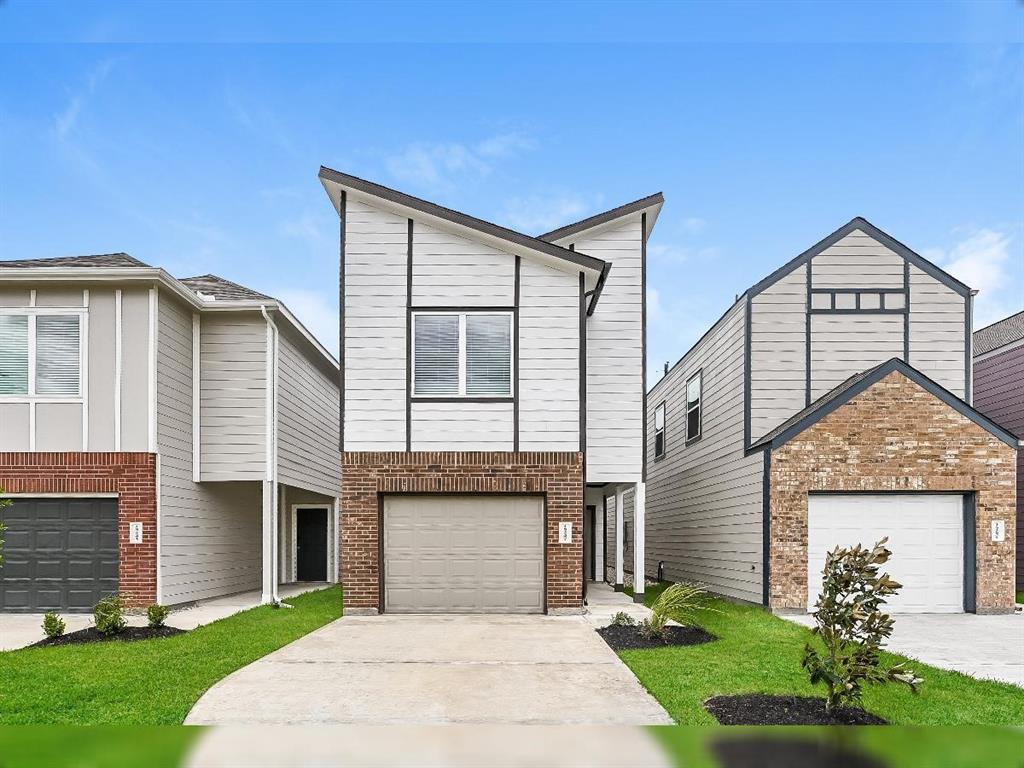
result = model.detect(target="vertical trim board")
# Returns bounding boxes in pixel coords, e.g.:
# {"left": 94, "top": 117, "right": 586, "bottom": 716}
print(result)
{"left": 513, "top": 255, "right": 521, "bottom": 452}
{"left": 338, "top": 190, "right": 346, "bottom": 452}
{"left": 405, "top": 217, "right": 413, "bottom": 451}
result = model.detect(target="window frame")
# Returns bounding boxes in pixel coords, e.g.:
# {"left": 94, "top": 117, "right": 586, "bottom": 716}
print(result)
{"left": 411, "top": 309, "right": 515, "bottom": 400}
{"left": 685, "top": 369, "right": 702, "bottom": 444}
{"left": 0, "top": 307, "right": 86, "bottom": 402}
{"left": 653, "top": 401, "right": 666, "bottom": 460}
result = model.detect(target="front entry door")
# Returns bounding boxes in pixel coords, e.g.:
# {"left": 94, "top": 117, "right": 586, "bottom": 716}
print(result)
{"left": 295, "top": 508, "right": 328, "bottom": 582}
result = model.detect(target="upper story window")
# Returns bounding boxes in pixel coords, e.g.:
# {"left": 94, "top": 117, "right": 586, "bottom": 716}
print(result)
{"left": 653, "top": 402, "right": 666, "bottom": 458}
{"left": 0, "top": 311, "right": 82, "bottom": 397}
{"left": 413, "top": 311, "right": 513, "bottom": 397}
{"left": 685, "top": 370, "right": 702, "bottom": 442}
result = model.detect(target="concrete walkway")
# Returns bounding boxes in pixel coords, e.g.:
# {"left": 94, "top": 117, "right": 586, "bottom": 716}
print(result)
{"left": 787, "top": 611, "right": 1024, "bottom": 688}
{"left": 186, "top": 596, "right": 673, "bottom": 725}
{"left": 0, "top": 582, "right": 327, "bottom": 651}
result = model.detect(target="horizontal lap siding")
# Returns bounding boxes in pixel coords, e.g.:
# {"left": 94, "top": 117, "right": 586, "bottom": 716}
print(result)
{"left": 646, "top": 301, "right": 763, "bottom": 603}
{"left": 750, "top": 265, "right": 806, "bottom": 442}
{"left": 812, "top": 231, "right": 904, "bottom": 288}
{"left": 411, "top": 400, "right": 514, "bottom": 450}
{"left": 345, "top": 198, "right": 408, "bottom": 451}
{"left": 909, "top": 265, "right": 967, "bottom": 397}
{"left": 810, "top": 314, "right": 905, "bottom": 398}
{"left": 277, "top": 328, "right": 341, "bottom": 497}
{"left": 158, "top": 294, "right": 262, "bottom": 604}
{"left": 412, "top": 221, "right": 514, "bottom": 306}
{"left": 575, "top": 220, "right": 643, "bottom": 482}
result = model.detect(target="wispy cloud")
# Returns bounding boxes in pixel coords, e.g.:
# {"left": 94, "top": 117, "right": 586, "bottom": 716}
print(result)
{"left": 384, "top": 131, "right": 536, "bottom": 194}
{"left": 279, "top": 210, "right": 332, "bottom": 254}
{"left": 54, "top": 58, "right": 115, "bottom": 140}
{"left": 277, "top": 288, "right": 339, "bottom": 357}
{"left": 500, "top": 194, "right": 592, "bottom": 234}
{"left": 648, "top": 242, "right": 719, "bottom": 265}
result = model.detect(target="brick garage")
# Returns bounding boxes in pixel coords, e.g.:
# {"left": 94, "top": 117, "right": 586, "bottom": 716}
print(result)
{"left": 0, "top": 452, "right": 157, "bottom": 607}
{"left": 341, "top": 451, "right": 583, "bottom": 614}
{"left": 768, "top": 369, "right": 1017, "bottom": 614}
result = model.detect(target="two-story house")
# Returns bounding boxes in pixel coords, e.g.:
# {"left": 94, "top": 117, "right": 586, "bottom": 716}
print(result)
{"left": 644, "top": 219, "right": 1018, "bottom": 615}
{"left": 0, "top": 255, "right": 340, "bottom": 612}
{"left": 319, "top": 167, "right": 660, "bottom": 614}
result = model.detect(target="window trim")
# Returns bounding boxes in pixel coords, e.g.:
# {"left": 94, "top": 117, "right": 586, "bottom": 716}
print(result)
{"left": 0, "top": 307, "right": 85, "bottom": 402}
{"left": 685, "top": 369, "right": 703, "bottom": 444}
{"left": 653, "top": 401, "right": 667, "bottom": 460}
{"left": 411, "top": 309, "right": 515, "bottom": 400}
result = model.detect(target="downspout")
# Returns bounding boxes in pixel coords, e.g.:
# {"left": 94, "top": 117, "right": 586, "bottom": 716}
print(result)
{"left": 261, "top": 305, "right": 281, "bottom": 605}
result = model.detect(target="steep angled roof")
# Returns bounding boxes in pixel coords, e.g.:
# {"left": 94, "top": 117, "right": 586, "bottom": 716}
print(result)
{"left": 539, "top": 193, "right": 664, "bottom": 242}
{"left": 974, "top": 310, "right": 1024, "bottom": 356}
{"left": 0, "top": 253, "right": 150, "bottom": 269}
{"left": 180, "top": 274, "right": 273, "bottom": 302}
{"left": 750, "top": 357, "right": 1018, "bottom": 451}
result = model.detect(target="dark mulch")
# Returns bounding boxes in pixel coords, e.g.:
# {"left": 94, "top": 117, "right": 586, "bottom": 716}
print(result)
{"left": 596, "top": 623, "right": 716, "bottom": 651}
{"left": 30, "top": 625, "right": 186, "bottom": 648}
{"left": 705, "top": 694, "right": 887, "bottom": 726}
{"left": 710, "top": 737, "right": 887, "bottom": 768}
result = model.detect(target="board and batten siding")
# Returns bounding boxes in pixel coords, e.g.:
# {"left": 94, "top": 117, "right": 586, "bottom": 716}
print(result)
{"left": 157, "top": 294, "right": 262, "bottom": 604}
{"left": 199, "top": 312, "right": 266, "bottom": 481}
{"left": 573, "top": 219, "right": 644, "bottom": 483}
{"left": 646, "top": 301, "right": 764, "bottom": 603}
{"left": 908, "top": 265, "right": 967, "bottom": 398}
{"left": 276, "top": 326, "right": 340, "bottom": 497}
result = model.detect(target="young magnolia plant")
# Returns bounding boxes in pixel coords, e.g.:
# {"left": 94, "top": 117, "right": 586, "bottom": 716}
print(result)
{"left": 802, "top": 538, "right": 923, "bottom": 712}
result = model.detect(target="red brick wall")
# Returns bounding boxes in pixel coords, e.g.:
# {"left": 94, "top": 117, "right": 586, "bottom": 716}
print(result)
{"left": 341, "top": 451, "right": 583, "bottom": 613}
{"left": 769, "top": 371, "right": 1017, "bottom": 614}
{"left": 0, "top": 453, "right": 158, "bottom": 607}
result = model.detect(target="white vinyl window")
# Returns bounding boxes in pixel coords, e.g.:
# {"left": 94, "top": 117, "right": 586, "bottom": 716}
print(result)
{"left": 653, "top": 402, "right": 666, "bottom": 458}
{"left": 0, "top": 312, "right": 83, "bottom": 398}
{"left": 413, "top": 311, "right": 513, "bottom": 397}
{"left": 685, "top": 370, "right": 702, "bottom": 442}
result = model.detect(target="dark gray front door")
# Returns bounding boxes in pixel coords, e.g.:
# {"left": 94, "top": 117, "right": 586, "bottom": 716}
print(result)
{"left": 0, "top": 497, "right": 119, "bottom": 612}
{"left": 296, "top": 507, "right": 328, "bottom": 582}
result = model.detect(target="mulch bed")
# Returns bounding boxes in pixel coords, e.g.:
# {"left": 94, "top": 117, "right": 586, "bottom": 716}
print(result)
{"left": 596, "top": 623, "right": 716, "bottom": 651}
{"left": 30, "top": 625, "right": 186, "bottom": 648}
{"left": 705, "top": 694, "right": 887, "bottom": 726}
{"left": 710, "top": 737, "right": 886, "bottom": 768}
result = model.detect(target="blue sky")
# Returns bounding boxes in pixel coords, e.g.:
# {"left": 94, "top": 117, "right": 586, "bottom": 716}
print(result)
{"left": 1, "top": 1, "right": 1021, "bottom": 381}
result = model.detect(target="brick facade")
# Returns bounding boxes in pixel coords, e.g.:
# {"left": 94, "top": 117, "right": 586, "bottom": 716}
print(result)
{"left": 341, "top": 451, "right": 584, "bottom": 613}
{"left": 0, "top": 452, "right": 158, "bottom": 607}
{"left": 769, "top": 371, "right": 1017, "bottom": 614}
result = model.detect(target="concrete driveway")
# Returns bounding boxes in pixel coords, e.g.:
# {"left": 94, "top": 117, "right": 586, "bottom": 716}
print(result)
{"left": 185, "top": 614, "right": 673, "bottom": 725}
{"left": 788, "top": 611, "right": 1024, "bottom": 687}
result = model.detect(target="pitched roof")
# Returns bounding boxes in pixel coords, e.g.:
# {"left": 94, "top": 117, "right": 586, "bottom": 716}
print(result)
{"left": 180, "top": 274, "right": 273, "bottom": 302}
{"left": 974, "top": 310, "right": 1024, "bottom": 356}
{"left": 750, "top": 357, "right": 1018, "bottom": 451}
{"left": 0, "top": 253, "right": 150, "bottom": 269}
{"left": 538, "top": 193, "right": 664, "bottom": 242}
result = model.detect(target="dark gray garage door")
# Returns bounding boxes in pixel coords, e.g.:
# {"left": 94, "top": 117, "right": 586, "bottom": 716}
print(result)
{"left": 0, "top": 498, "right": 119, "bottom": 612}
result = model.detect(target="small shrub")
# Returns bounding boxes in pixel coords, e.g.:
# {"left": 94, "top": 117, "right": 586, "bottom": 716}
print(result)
{"left": 93, "top": 595, "right": 126, "bottom": 636}
{"left": 610, "top": 611, "right": 636, "bottom": 627}
{"left": 802, "top": 538, "right": 923, "bottom": 712}
{"left": 42, "top": 612, "right": 65, "bottom": 638}
{"left": 146, "top": 603, "right": 170, "bottom": 628}
{"left": 639, "top": 582, "right": 715, "bottom": 640}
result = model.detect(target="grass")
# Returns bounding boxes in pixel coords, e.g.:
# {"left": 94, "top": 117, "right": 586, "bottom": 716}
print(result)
{"left": 0, "top": 727, "right": 201, "bottom": 768}
{"left": 1016, "top": 589, "right": 1023, "bottom": 605}
{"left": 623, "top": 584, "right": 1024, "bottom": 726}
{"left": 0, "top": 585, "right": 342, "bottom": 725}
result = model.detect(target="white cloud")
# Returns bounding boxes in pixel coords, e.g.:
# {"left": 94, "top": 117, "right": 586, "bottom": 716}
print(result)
{"left": 279, "top": 210, "right": 332, "bottom": 253}
{"left": 500, "top": 194, "right": 592, "bottom": 234}
{"left": 680, "top": 217, "right": 706, "bottom": 234}
{"left": 648, "top": 242, "right": 719, "bottom": 265}
{"left": 385, "top": 132, "right": 535, "bottom": 193}
{"left": 54, "top": 58, "right": 115, "bottom": 140}
{"left": 276, "top": 288, "right": 339, "bottom": 358}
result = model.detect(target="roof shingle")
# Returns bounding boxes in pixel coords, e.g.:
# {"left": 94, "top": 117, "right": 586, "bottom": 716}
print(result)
{"left": 0, "top": 253, "right": 150, "bottom": 269}
{"left": 974, "top": 310, "right": 1024, "bottom": 356}
{"left": 180, "top": 274, "right": 273, "bottom": 302}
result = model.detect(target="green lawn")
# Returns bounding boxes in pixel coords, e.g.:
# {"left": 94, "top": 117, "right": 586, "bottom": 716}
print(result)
{"left": 1016, "top": 589, "right": 1023, "bottom": 605}
{"left": 624, "top": 584, "right": 1024, "bottom": 725}
{"left": 0, "top": 585, "right": 342, "bottom": 725}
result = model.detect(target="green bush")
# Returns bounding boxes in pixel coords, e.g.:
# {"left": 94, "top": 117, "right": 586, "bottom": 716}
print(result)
{"left": 93, "top": 596, "right": 126, "bottom": 636}
{"left": 802, "top": 538, "right": 923, "bottom": 712}
{"left": 146, "top": 604, "right": 170, "bottom": 628}
{"left": 639, "top": 582, "right": 715, "bottom": 640}
{"left": 42, "top": 612, "right": 65, "bottom": 638}
{"left": 610, "top": 611, "right": 636, "bottom": 627}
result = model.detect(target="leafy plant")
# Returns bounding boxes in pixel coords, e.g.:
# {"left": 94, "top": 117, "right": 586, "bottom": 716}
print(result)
{"left": 93, "top": 596, "right": 127, "bottom": 636}
{"left": 147, "top": 604, "right": 170, "bottom": 628}
{"left": 610, "top": 611, "right": 636, "bottom": 627}
{"left": 42, "top": 613, "right": 65, "bottom": 639}
{"left": 802, "top": 538, "right": 923, "bottom": 712}
{"left": 639, "top": 582, "right": 715, "bottom": 640}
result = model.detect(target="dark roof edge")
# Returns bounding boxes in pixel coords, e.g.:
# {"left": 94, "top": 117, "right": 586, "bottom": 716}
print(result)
{"left": 752, "top": 358, "right": 1019, "bottom": 451}
{"left": 318, "top": 166, "right": 606, "bottom": 274}
{"left": 746, "top": 216, "right": 972, "bottom": 300}
{"left": 538, "top": 192, "right": 664, "bottom": 242}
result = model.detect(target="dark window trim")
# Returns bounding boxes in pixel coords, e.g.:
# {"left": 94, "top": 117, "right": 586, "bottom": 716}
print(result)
{"left": 409, "top": 309, "right": 515, "bottom": 399}
{"left": 653, "top": 401, "right": 666, "bottom": 460}
{"left": 685, "top": 368, "right": 703, "bottom": 444}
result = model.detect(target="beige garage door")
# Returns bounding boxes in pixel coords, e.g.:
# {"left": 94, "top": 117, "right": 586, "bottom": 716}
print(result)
{"left": 383, "top": 495, "right": 544, "bottom": 614}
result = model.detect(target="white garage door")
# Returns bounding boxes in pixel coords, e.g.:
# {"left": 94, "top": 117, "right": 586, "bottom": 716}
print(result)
{"left": 807, "top": 494, "right": 965, "bottom": 613}
{"left": 383, "top": 495, "right": 544, "bottom": 614}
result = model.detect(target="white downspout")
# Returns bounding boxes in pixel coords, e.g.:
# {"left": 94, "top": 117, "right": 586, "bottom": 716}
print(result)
{"left": 261, "top": 305, "right": 281, "bottom": 604}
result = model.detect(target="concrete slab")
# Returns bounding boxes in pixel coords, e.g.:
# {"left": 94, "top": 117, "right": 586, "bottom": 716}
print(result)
{"left": 185, "top": 612, "right": 673, "bottom": 726}
{"left": 787, "top": 612, "right": 1024, "bottom": 688}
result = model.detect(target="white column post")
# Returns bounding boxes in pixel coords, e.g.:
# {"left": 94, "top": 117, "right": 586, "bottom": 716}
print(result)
{"left": 594, "top": 497, "right": 605, "bottom": 583}
{"left": 615, "top": 486, "right": 625, "bottom": 589}
{"left": 633, "top": 481, "right": 646, "bottom": 603}
{"left": 261, "top": 480, "right": 276, "bottom": 604}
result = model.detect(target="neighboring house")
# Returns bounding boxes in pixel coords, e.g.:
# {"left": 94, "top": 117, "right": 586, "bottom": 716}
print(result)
{"left": 972, "top": 310, "right": 1024, "bottom": 591}
{"left": 319, "top": 167, "right": 660, "bottom": 614}
{"left": 645, "top": 219, "right": 1018, "bottom": 615}
{"left": 0, "top": 255, "right": 340, "bottom": 612}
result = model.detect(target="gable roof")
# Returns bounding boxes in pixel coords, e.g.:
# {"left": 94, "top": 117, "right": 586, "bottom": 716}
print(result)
{"left": 181, "top": 274, "right": 273, "bottom": 302}
{"left": 539, "top": 193, "right": 664, "bottom": 243}
{"left": 746, "top": 217, "right": 972, "bottom": 300}
{"left": 750, "top": 357, "right": 1018, "bottom": 451}
{"left": 974, "top": 310, "right": 1024, "bottom": 356}
{"left": 318, "top": 166, "right": 607, "bottom": 277}
{"left": 0, "top": 253, "right": 150, "bottom": 269}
